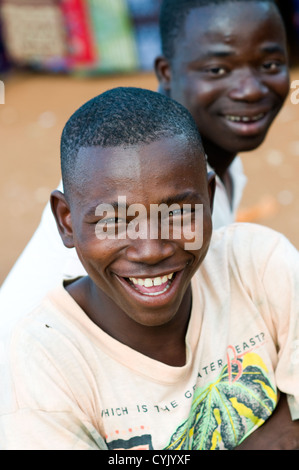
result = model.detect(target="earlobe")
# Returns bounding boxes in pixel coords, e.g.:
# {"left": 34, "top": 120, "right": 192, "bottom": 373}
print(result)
{"left": 154, "top": 56, "right": 172, "bottom": 96}
{"left": 50, "top": 190, "right": 74, "bottom": 248}
{"left": 207, "top": 171, "right": 216, "bottom": 214}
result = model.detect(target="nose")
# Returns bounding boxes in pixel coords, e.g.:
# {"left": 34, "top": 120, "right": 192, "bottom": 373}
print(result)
{"left": 228, "top": 68, "right": 268, "bottom": 102}
{"left": 126, "top": 237, "right": 176, "bottom": 265}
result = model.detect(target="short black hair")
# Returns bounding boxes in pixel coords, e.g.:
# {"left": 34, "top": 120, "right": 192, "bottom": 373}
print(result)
{"left": 61, "top": 87, "right": 204, "bottom": 196}
{"left": 159, "top": 0, "right": 279, "bottom": 61}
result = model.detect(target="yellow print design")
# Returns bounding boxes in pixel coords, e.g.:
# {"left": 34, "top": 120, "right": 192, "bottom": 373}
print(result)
{"left": 166, "top": 352, "right": 277, "bottom": 450}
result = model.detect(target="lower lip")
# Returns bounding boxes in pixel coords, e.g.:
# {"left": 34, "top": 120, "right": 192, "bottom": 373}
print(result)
{"left": 223, "top": 114, "right": 269, "bottom": 137}
{"left": 115, "top": 271, "right": 183, "bottom": 307}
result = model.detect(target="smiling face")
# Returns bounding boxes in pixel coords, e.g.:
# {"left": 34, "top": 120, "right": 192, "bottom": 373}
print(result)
{"left": 52, "top": 136, "right": 214, "bottom": 336}
{"left": 156, "top": 2, "right": 290, "bottom": 169}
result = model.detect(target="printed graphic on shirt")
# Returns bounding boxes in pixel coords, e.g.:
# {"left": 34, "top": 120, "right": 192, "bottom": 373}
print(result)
{"left": 104, "top": 343, "right": 277, "bottom": 451}
{"left": 165, "top": 351, "right": 277, "bottom": 450}
{"left": 108, "top": 434, "right": 153, "bottom": 450}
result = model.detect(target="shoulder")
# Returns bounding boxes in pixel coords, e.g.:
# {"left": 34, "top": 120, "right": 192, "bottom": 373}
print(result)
{"left": 208, "top": 223, "right": 298, "bottom": 273}
{"left": 10, "top": 285, "right": 89, "bottom": 373}
{"left": 198, "top": 223, "right": 299, "bottom": 311}
{"left": 211, "top": 222, "right": 283, "bottom": 246}
{"left": 5, "top": 286, "right": 98, "bottom": 410}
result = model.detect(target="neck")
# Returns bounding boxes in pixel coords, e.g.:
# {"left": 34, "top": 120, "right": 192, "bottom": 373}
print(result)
{"left": 127, "top": 289, "right": 192, "bottom": 367}
{"left": 203, "top": 139, "right": 236, "bottom": 180}
{"left": 66, "top": 277, "right": 192, "bottom": 367}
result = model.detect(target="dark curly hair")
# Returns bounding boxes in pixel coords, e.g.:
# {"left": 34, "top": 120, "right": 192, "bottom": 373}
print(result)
{"left": 60, "top": 87, "right": 205, "bottom": 196}
{"left": 159, "top": 0, "right": 279, "bottom": 61}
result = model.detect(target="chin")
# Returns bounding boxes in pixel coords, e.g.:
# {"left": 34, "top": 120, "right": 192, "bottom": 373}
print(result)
{"left": 229, "top": 134, "right": 268, "bottom": 154}
{"left": 124, "top": 304, "right": 179, "bottom": 328}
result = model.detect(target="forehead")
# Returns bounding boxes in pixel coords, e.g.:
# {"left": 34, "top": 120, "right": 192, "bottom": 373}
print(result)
{"left": 74, "top": 136, "right": 207, "bottom": 205}
{"left": 176, "top": 2, "right": 286, "bottom": 58}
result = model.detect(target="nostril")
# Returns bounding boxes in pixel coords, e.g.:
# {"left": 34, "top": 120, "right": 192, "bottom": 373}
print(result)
{"left": 229, "top": 74, "right": 268, "bottom": 102}
{"left": 125, "top": 239, "right": 176, "bottom": 264}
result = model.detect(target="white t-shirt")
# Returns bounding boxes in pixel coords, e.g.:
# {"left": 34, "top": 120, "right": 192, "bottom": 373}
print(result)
{"left": 1, "top": 223, "right": 298, "bottom": 450}
{"left": 0, "top": 159, "right": 247, "bottom": 322}
{"left": 207, "top": 158, "right": 247, "bottom": 228}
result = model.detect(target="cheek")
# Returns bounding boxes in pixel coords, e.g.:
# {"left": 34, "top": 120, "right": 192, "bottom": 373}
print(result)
{"left": 183, "top": 81, "right": 224, "bottom": 119}
{"left": 271, "top": 73, "right": 290, "bottom": 102}
{"left": 178, "top": 210, "right": 212, "bottom": 257}
{"left": 72, "top": 226, "right": 112, "bottom": 271}
{"left": 170, "top": 70, "right": 218, "bottom": 112}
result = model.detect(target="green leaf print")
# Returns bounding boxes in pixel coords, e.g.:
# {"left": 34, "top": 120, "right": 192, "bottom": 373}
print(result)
{"left": 166, "top": 352, "right": 277, "bottom": 450}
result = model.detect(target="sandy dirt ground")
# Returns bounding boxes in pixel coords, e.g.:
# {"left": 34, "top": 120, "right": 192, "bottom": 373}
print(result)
{"left": 0, "top": 68, "right": 298, "bottom": 286}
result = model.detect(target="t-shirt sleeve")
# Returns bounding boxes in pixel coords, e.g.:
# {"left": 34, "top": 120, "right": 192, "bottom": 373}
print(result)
{"left": 261, "top": 232, "right": 299, "bottom": 420}
{"left": 0, "top": 318, "right": 107, "bottom": 450}
{"left": 0, "top": 409, "right": 107, "bottom": 450}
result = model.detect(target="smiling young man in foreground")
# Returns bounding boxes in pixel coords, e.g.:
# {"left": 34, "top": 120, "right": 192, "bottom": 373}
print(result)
{"left": 0, "top": 1, "right": 291, "bottom": 325}
{"left": 1, "top": 88, "right": 299, "bottom": 450}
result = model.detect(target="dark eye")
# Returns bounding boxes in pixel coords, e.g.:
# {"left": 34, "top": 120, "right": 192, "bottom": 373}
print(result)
{"left": 262, "top": 61, "right": 282, "bottom": 72}
{"left": 98, "top": 217, "right": 126, "bottom": 226}
{"left": 206, "top": 66, "right": 227, "bottom": 77}
{"left": 169, "top": 208, "right": 183, "bottom": 217}
{"left": 97, "top": 217, "right": 116, "bottom": 226}
{"left": 95, "top": 217, "right": 127, "bottom": 238}
{"left": 169, "top": 207, "right": 193, "bottom": 217}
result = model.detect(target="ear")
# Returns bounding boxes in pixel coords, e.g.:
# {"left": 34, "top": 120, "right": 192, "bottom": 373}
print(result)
{"left": 207, "top": 171, "right": 216, "bottom": 214}
{"left": 154, "top": 55, "right": 172, "bottom": 96}
{"left": 50, "top": 190, "right": 74, "bottom": 248}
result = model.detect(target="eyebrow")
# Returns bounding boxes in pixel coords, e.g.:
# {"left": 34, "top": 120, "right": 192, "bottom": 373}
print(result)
{"left": 200, "top": 49, "right": 236, "bottom": 59}
{"left": 84, "top": 200, "right": 128, "bottom": 218}
{"left": 260, "top": 44, "right": 286, "bottom": 55}
{"left": 198, "top": 43, "right": 286, "bottom": 61}
{"left": 161, "top": 191, "right": 203, "bottom": 206}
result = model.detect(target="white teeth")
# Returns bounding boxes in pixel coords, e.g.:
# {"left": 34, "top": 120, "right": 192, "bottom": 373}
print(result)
{"left": 227, "top": 115, "right": 241, "bottom": 122}
{"left": 129, "top": 272, "right": 174, "bottom": 288}
{"left": 143, "top": 284, "right": 171, "bottom": 296}
{"left": 226, "top": 113, "right": 264, "bottom": 123}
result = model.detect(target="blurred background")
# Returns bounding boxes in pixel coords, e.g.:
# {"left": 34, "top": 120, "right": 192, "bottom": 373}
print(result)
{"left": 0, "top": 0, "right": 298, "bottom": 285}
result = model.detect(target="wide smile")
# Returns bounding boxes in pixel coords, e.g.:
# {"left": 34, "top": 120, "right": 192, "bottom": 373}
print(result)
{"left": 221, "top": 111, "right": 270, "bottom": 137}
{"left": 128, "top": 273, "right": 174, "bottom": 296}
{"left": 114, "top": 270, "right": 185, "bottom": 306}
{"left": 225, "top": 113, "right": 266, "bottom": 123}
